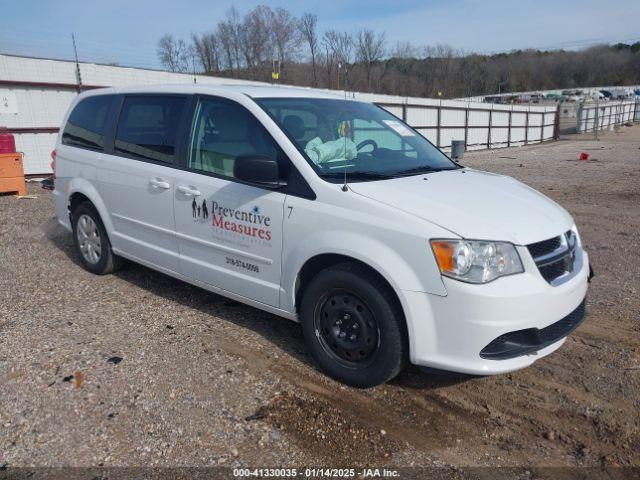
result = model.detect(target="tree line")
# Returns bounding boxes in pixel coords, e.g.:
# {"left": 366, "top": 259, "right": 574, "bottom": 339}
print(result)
{"left": 157, "top": 6, "right": 640, "bottom": 99}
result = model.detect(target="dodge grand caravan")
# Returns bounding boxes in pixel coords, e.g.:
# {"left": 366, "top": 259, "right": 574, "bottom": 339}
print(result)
{"left": 53, "top": 85, "right": 590, "bottom": 387}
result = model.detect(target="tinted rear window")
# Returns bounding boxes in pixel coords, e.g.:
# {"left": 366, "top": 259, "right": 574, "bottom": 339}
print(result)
{"left": 114, "top": 96, "right": 186, "bottom": 163}
{"left": 62, "top": 95, "right": 113, "bottom": 150}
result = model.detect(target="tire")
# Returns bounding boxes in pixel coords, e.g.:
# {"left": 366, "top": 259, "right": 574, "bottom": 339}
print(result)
{"left": 300, "top": 263, "right": 407, "bottom": 388}
{"left": 71, "top": 202, "right": 123, "bottom": 275}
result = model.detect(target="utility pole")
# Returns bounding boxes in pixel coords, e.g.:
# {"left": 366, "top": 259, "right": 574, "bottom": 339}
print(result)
{"left": 594, "top": 96, "right": 599, "bottom": 141}
{"left": 72, "top": 34, "right": 82, "bottom": 93}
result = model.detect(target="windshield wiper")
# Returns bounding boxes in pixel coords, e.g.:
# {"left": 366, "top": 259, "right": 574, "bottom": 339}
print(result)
{"left": 391, "top": 165, "right": 449, "bottom": 177}
{"left": 318, "top": 171, "right": 393, "bottom": 180}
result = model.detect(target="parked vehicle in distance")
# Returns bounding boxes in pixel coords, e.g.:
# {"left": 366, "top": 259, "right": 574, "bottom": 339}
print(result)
{"left": 529, "top": 93, "right": 545, "bottom": 103}
{"left": 52, "top": 85, "right": 591, "bottom": 387}
{"left": 545, "top": 92, "right": 563, "bottom": 102}
{"left": 608, "top": 87, "right": 634, "bottom": 100}
{"left": 564, "top": 94, "right": 582, "bottom": 102}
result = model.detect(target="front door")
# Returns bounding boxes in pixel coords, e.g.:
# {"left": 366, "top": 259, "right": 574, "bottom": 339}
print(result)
{"left": 173, "top": 96, "right": 286, "bottom": 307}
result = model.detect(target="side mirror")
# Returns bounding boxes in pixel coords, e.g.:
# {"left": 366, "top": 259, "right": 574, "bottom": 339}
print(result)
{"left": 234, "top": 155, "right": 284, "bottom": 187}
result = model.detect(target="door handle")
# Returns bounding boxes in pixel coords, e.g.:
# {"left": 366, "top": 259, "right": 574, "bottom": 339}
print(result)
{"left": 149, "top": 178, "right": 171, "bottom": 189}
{"left": 177, "top": 185, "right": 202, "bottom": 197}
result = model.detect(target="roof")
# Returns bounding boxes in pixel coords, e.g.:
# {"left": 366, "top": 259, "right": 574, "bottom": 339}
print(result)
{"left": 91, "top": 83, "right": 346, "bottom": 100}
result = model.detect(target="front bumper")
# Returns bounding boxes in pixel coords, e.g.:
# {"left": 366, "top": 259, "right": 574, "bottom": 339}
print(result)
{"left": 479, "top": 298, "right": 586, "bottom": 359}
{"left": 401, "top": 246, "right": 590, "bottom": 375}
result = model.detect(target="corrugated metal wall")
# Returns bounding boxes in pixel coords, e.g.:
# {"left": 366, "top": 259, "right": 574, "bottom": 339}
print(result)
{"left": 0, "top": 54, "right": 558, "bottom": 175}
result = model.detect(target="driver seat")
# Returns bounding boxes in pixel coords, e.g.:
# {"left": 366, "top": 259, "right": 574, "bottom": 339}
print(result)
{"left": 282, "top": 115, "right": 306, "bottom": 147}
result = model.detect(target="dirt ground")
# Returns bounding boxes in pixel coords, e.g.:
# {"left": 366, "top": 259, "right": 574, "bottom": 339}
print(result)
{"left": 0, "top": 126, "right": 639, "bottom": 474}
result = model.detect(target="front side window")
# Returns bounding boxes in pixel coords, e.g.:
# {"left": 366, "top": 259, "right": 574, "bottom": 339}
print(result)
{"left": 115, "top": 96, "right": 186, "bottom": 163}
{"left": 62, "top": 95, "right": 113, "bottom": 150}
{"left": 256, "top": 97, "right": 459, "bottom": 182}
{"left": 188, "top": 98, "right": 279, "bottom": 179}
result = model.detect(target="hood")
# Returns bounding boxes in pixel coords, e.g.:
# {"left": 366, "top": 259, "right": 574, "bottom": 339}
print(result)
{"left": 348, "top": 169, "right": 573, "bottom": 245}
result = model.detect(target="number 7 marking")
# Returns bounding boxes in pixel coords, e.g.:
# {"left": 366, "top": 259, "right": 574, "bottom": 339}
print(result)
{"left": 287, "top": 206, "right": 293, "bottom": 218}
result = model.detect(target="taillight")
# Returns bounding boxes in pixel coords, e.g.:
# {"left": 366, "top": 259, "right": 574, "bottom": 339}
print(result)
{"left": 50, "top": 149, "right": 56, "bottom": 179}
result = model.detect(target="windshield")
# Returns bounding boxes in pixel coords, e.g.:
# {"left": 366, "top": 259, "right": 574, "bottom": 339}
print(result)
{"left": 255, "top": 97, "right": 459, "bottom": 182}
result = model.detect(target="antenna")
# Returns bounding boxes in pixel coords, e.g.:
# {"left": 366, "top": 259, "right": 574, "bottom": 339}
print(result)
{"left": 72, "top": 34, "right": 82, "bottom": 93}
{"left": 341, "top": 60, "right": 349, "bottom": 192}
{"left": 192, "top": 54, "right": 197, "bottom": 84}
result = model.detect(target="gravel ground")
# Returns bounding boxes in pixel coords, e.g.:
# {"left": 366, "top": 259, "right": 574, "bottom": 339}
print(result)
{"left": 0, "top": 126, "right": 639, "bottom": 471}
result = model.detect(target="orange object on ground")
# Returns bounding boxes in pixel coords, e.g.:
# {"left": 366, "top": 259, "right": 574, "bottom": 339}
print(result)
{"left": 579, "top": 152, "right": 589, "bottom": 161}
{"left": 0, "top": 153, "right": 27, "bottom": 195}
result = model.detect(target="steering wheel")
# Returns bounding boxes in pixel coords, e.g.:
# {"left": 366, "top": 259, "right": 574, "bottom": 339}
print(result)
{"left": 357, "top": 139, "right": 378, "bottom": 152}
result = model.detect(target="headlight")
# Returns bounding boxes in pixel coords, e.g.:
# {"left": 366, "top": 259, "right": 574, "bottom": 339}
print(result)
{"left": 430, "top": 239, "right": 524, "bottom": 284}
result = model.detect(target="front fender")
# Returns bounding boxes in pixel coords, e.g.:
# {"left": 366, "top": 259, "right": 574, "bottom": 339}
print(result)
{"left": 281, "top": 230, "right": 447, "bottom": 314}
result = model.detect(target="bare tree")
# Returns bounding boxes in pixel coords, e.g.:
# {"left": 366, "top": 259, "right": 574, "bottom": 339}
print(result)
{"left": 158, "top": 9, "right": 640, "bottom": 99}
{"left": 192, "top": 32, "right": 220, "bottom": 73}
{"left": 355, "top": 29, "right": 386, "bottom": 91}
{"left": 391, "top": 41, "right": 417, "bottom": 59}
{"left": 215, "top": 7, "right": 243, "bottom": 74}
{"left": 421, "top": 44, "right": 461, "bottom": 96}
{"left": 323, "top": 30, "right": 354, "bottom": 88}
{"left": 269, "top": 7, "right": 300, "bottom": 71}
{"left": 299, "top": 13, "right": 319, "bottom": 86}
{"left": 318, "top": 43, "right": 337, "bottom": 89}
{"left": 241, "top": 5, "right": 273, "bottom": 75}
{"left": 157, "top": 34, "right": 190, "bottom": 72}
{"left": 323, "top": 30, "right": 354, "bottom": 64}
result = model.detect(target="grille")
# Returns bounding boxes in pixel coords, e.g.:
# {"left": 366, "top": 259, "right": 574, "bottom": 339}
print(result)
{"left": 539, "top": 256, "right": 573, "bottom": 282}
{"left": 527, "top": 236, "right": 561, "bottom": 259}
{"left": 527, "top": 231, "right": 576, "bottom": 284}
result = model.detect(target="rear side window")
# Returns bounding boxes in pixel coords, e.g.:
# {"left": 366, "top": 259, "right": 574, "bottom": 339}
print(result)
{"left": 62, "top": 95, "right": 113, "bottom": 150}
{"left": 114, "top": 96, "right": 186, "bottom": 163}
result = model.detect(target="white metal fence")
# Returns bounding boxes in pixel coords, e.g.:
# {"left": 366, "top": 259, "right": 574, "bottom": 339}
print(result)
{"left": 577, "top": 100, "right": 640, "bottom": 133}
{"left": 1, "top": 53, "right": 558, "bottom": 175}
{"left": 372, "top": 99, "right": 557, "bottom": 152}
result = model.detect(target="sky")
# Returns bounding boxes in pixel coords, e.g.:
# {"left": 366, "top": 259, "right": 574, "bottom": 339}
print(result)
{"left": 1, "top": 0, "right": 639, "bottom": 69}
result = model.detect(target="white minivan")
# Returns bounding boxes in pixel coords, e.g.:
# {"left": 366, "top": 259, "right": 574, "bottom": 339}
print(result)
{"left": 53, "top": 85, "right": 591, "bottom": 387}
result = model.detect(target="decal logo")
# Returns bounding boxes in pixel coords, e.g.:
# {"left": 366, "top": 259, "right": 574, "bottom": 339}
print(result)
{"left": 192, "top": 198, "right": 209, "bottom": 219}
{"left": 211, "top": 201, "right": 272, "bottom": 241}
{"left": 188, "top": 198, "right": 272, "bottom": 245}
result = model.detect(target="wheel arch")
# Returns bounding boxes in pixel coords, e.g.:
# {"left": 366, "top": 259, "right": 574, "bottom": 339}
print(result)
{"left": 294, "top": 253, "right": 405, "bottom": 315}
{"left": 66, "top": 178, "right": 113, "bottom": 234}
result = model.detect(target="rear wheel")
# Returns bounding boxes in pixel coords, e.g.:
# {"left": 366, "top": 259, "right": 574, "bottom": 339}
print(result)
{"left": 300, "top": 263, "right": 407, "bottom": 388}
{"left": 72, "top": 202, "right": 123, "bottom": 275}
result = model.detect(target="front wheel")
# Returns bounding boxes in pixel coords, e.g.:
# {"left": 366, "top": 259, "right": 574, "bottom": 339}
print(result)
{"left": 300, "top": 263, "right": 407, "bottom": 388}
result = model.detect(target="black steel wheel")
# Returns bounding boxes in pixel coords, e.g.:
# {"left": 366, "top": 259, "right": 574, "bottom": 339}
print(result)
{"left": 315, "top": 289, "right": 380, "bottom": 369}
{"left": 301, "top": 262, "right": 407, "bottom": 388}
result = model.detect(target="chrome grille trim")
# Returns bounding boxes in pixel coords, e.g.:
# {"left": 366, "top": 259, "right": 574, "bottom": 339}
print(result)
{"left": 527, "top": 231, "right": 578, "bottom": 284}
